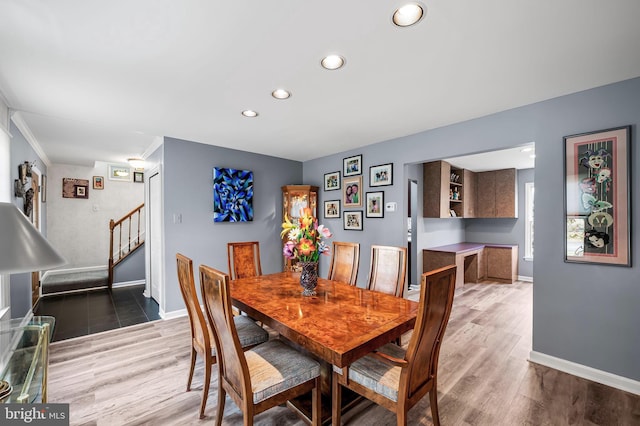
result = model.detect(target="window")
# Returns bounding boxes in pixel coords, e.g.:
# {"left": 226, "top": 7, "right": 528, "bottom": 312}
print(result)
{"left": 524, "top": 182, "right": 534, "bottom": 260}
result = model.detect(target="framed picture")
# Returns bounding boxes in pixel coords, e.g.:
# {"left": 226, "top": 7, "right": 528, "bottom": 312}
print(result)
{"left": 93, "top": 176, "right": 104, "bottom": 190}
{"left": 343, "top": 154, "right": 362, "bottom": 176}
{"left": 324, "top": 200, "right": 340, "bottom": 219}
{"left": 134, "top": 171, "right": 144, "bottom": 183}
{"left": 343, "top": 175, "right": 363, "bottom": 207}
{"left": 41, "top": 174, "right": 47, "bottom": 203}
{"left": 108, "top": 164, "right": 132, "bottom": 182}
{"left": 564, "top": 125, "right": 631, "bottom": 266}
{"left": 366, "top": 191, "right": 384, "bottom": 218}
{"left": 324, "top": 171, "right": 340, "bottom": 191}
{"left": 370, "top": 163, "right": 393, "bottom": 187}
{"left": 213, "top": 167, "right": 254, "bottom": 222}
{"left": 62, "top": 178, "right": 89, "bottom": 199}
{"left": 344, "top": 211, "right": 363, "bottom": 231}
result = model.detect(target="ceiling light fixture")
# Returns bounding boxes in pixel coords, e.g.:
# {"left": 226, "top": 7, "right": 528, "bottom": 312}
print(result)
{"left": 393, "top": 3, "right": 424, "bottom": 27}
{"left": 128, "top": 158, "right": 145, "bottom": 169}
{"left": 321, "top": 54, "right": 345, "bottom": 70}
{"left": 242, "top": 110, "right": 258, "bottom": 117}
{"left": 272, "top": 89, "right": 291, "bottom": 99}
{"left": 520, "top": 147, "right": 534, "bottom": 153}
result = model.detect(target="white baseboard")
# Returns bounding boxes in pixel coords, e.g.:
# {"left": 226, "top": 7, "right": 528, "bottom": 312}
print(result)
{"left": 159, "top": 308, "right": 187, "bottom": 320}
{"left": 529, "top": 350, "right": 640, "bottom": 396}
{"left": 518, "top": 275, "right": 533, "bottom": 282}
{"left": 112, "top": 279, "right": 146, "bottom": 288}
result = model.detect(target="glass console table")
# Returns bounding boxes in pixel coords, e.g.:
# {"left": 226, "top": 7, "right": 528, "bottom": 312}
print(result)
{"left": 0, "top": 316, "right": 54, "bottom": 403}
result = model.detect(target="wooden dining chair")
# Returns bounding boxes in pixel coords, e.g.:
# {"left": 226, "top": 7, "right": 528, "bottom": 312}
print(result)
{"left": 227, "top": 241, "right": 262, "bottom": 280}
{"left": 176, "top": 253, "right": 269, "bottom": 419}
{"left": 367, "top": 245, "right": 407, "bottom": 297}
{"left": 199, "top": 265, "right": 322, "bottom": 426}
{"left": 332, "top": 264, "right": 457, "bottom": 426}
{"left": 327, "top": 241, "right": 360, "bottom": 285}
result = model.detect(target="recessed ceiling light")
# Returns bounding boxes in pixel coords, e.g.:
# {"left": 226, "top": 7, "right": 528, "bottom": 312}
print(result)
{"left": 272, "top": 89, "right": 291, "bottom": 99}
{"left": 393, "top": 4, "right": 424, "bottom": 27}
{"left": 241, "top": 110, "right": 258, "bottom": 117}
{"left": 520, "top": 147, "right": 534, "bottom": 152}
{"left": 321, "top": 54, "right": 345, "bottom": 70}
{"left": 529, "top": 154, "right": 536, "bottom": 159}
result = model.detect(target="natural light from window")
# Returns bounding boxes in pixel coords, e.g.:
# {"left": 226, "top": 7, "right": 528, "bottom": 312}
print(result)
{"left": 525, "top": 182, "right": 534, "bottom": 260}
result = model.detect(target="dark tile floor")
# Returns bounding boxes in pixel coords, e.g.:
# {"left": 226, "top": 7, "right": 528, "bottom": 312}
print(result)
{"left": 34, "top": 284, "right": 161, "bottom": 342}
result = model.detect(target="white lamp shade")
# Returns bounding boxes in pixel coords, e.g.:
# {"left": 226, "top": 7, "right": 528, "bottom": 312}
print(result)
{"left": 0, "top": 202, "right": 66, "bottom": 274}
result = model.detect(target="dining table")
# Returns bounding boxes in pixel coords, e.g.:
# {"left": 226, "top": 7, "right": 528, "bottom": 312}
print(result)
{"left": 230, "top": 271, "right": 419, "bottom": 423}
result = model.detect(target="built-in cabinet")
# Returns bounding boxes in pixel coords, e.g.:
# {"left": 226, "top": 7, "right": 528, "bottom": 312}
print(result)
{"left": 476, "top": 168, "right": 517, "bottom": 218}
{"left": 423, "top": 160, "right": 516, "bottom": 218}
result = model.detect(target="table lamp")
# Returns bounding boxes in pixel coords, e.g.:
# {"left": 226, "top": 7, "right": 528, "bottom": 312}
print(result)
{"left": 0, "top": 202, "right": 66, "bottom": 402}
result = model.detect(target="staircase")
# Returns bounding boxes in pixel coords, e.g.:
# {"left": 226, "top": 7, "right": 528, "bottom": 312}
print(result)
{"left": 108, "top": 203, "right": 145, "bottom": 289}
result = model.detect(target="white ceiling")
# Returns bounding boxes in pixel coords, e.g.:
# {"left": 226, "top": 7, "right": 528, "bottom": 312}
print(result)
{"left": 1, "top": 1, "right": 640, "bottom": 167}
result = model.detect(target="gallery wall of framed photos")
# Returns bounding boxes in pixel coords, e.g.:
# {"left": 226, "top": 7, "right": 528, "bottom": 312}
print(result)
{"left": 320, "top": 154, "right": 394, "bottom": 229}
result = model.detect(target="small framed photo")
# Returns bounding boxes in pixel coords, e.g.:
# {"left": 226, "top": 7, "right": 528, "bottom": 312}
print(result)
{"left": 344, "top": 211, "right": 363, "bottom": 231}
{"left": 134, "top": 171, "right": 144, "bottom": 183}
{"left": 324, "top": 200, "right": 340, "bottom": 219}
{"left": 370, "top": 163, "right": 393, "bottom": 187}
{"left": 343, "top": 175, "right": 363, "bottom": 207}
{"left": 108, "top": 164, "right": 132, "bottom": 182}
{"left": 343, "top": 154, "right": 363, "bottom": 176}
{"left": 93, "top": 176, "right": 104, "bottom": 190}
{"left": 75, "top": 185, "right": 88, "bottom": 199}
{"left": 324, "top": 171, "right": 340, "bottom": 191}
{"left": 366, "top": 191, "right": 384, "bottom": 218}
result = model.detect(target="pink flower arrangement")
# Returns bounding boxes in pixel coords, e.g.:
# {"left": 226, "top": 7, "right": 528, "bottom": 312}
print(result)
{"left": 281, "top": 208, "right": 332, "bottom": 262}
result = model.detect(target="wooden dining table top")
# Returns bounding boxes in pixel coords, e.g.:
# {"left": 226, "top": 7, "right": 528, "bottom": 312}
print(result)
{"left": 230, "top": 272, "right": 419, "bottom": 368}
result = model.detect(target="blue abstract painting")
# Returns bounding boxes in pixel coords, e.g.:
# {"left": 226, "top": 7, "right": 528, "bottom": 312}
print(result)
{"left": 213, "top": 167, "right": 254, "bottom": 222}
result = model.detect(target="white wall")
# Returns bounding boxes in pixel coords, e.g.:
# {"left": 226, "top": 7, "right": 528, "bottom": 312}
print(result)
{"left": 47, "top": 162, "right": 144, "bottom": 270}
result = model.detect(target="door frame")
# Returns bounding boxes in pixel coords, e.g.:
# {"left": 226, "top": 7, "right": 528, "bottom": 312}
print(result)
{"left": 30, "top": 166, "right": 43, "bottom": 308}
{"left": 144, "top": 164, "right": 164, "bottom": 311}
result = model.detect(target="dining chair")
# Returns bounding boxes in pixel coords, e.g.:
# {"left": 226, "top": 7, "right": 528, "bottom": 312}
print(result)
{"left": 199, "top": 265, "right": 322, "bottom": 426}
{"left": 227, "top": 241, "right": 262, "bottom": 280}
{"left": 367, "top": 245, "right": 407, "bottom": 297}
{"left": 327, "top": 241, "right": 360, "bottom": 285}
{"left": 176, "top": 253, "right": 269, "bottom": 419}
{"left": 332, "top": 264, "right": 457, "bottom": 426}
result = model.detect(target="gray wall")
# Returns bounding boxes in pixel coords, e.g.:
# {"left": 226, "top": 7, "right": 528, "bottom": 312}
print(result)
{"left": 9, "top": 121, "right": 47, "bottom": 318}
{"left": 466, "top": 168, "right": 534, "bottom": 278}
{"left": 161, "top": 137, "right": 302, "bottom": 313}
{"left": 304, "top": 77, "right": 640, "bottom": 381}
{"left": 113, "top": 245, "right": 145, "bottom": 283}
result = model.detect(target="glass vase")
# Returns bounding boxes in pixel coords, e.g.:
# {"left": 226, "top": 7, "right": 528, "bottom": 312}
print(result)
{"left": 299, "top": 261, "right": 318, "bottom": 296}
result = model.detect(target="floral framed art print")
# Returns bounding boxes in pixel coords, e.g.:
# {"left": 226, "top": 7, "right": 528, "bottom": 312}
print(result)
{"left": 564, "top": 125, "right": 631, "bottom": 266}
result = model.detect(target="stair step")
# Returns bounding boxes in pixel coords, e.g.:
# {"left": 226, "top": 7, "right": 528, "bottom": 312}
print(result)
{"left": 42, "top": 271, "right": 108, "bottom": 294}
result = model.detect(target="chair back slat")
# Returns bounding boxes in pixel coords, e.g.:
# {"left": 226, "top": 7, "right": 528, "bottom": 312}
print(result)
{"left": 227, "top": 241, "right": 262, "bottom": 280}
{"left": 403, "top": 264, "right": 456, "bottom": 398}
{"left": 328, "top": 241, "right": 360, "bottom": 285}
{"left": 199, "top": 265, "right": 251, "bottom": 401}
{"left": 176, "top": 254, "right": 209, "bottom": 353}
{"left": 367, "top": 245, "right": 407, "bottom": 297}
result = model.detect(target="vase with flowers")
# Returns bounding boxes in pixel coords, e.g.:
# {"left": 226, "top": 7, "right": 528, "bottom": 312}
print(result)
{"left": 281, "top": 207, "right": 332, "bottom": 296}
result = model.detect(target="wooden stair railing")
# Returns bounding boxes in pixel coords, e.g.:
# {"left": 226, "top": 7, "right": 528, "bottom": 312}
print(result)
{"left": 108, "top": 203, "right": 145, "bottom": 289}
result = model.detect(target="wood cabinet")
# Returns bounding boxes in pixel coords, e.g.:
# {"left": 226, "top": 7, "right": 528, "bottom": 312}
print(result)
{"left": 281, "top": 185, "right": 318, "bottom": 270}
{"left": 463, "top": 169, "right": 477, "bottom": 218}
{"left": 423, "top": 161, "right": 472, "bottom": 218}
{"left": 476, "top": 168, "right": 517, "bottom": 218}
{"left": 485, "top": 245, "right": 518, "bottom": 282}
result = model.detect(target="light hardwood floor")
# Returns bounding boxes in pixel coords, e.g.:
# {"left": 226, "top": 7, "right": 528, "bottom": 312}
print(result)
{"left": 48, "top": 281, "right": 640, "bottom": 425}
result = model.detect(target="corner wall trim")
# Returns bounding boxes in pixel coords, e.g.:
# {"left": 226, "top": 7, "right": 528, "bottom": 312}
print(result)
{"left": 159, "top": 308, "right": 187, "bottom": 320}
{"left": 518, "top": 275, "right": 533, "bottom": 282}
{"left": 529, "top": 350, "right": 640, "bottom": 396}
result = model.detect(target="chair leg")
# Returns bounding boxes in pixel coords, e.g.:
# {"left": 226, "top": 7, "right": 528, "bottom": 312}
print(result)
{"left": 199, "top": 356, "right": 212, "bottom": 419}
{"left": 312, "top": 377, "right": 321, "bottom": 426}
{"left": 429, "top": 386, "right": 440, "bottom": 426}
{"left": 215, "top": 387, "right": 226, "bottom": 426}
{"left": 332, "top": 373, "right": 341, "bottom": 426}
{"left": 186, "top": 347, "right": 197, "bottom": 391}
